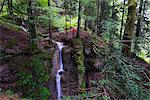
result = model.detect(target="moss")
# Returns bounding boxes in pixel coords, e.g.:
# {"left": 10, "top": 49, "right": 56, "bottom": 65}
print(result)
{"left": 73, "top": 38, "right": 83, "bottom": 45}
{"left": 122, "top": 0, "right": 137, "bottom": 56}
{"left": 0, "top": 18, "right": 22, "bottom": 32}
{"left": 72, "top": 38, "right": 85, "bottom": 87}
{"left": 75, "top": 50, "right": 85, "bottom": 74}
{"left": 32, "top": 51, "right": 53, "bottom": 72}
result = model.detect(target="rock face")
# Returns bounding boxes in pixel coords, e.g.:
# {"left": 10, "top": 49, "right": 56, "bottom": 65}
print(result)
{"left": 83, "top": 36, "right": 105, "bottom": 88}
{"left": 62, "top": 46, "right": 79, "bottom": 96}
{"left": 0, "top": 64, "right": 17, "bottom": 90}
{"left": 0, "top": 26, "right": 28, "bottom": 54}
{"left": 49, "top": 35, "right": 107, "bottom": 99}
{"left": 0, "top": 25, "right": 28, "bottom": 90}
{"left": 49, "top": 36, "right": 106, "bottom": 99}
{"left": 49, "top": 49, "right": 60, "bottom": 100}
{"left": 49, "top": 45, "right": 79, "bottom": 99}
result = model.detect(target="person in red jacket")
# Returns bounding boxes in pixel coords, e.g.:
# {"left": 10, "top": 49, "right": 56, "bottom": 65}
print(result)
{"left": 71, "top": 27, "right": 77, "bottom": 37}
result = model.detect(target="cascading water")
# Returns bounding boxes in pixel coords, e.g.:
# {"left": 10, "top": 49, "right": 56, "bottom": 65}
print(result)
{"left": 56, "top": 42, "right": 65, "bottom": 100}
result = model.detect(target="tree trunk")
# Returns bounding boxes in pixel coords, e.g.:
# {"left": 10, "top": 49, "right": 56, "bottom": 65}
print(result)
{"left": 96, "top": 0, "right": 100, "bottom": 35}
{"left": 27, "top": 0, "right": 37, "bottom": 51}
{"left": 70, "top": 15, "right": 72, "bottom": 31}
{"left": 136, "top": 0, "right": 143, "bottom": 37}
{"left": 120, "top": 0, "right": 126, "bottom": 40}
{"left": 84, "top": 20, "right": 87, "bottom": 30}
{"left": 134, "top": 0, "right": 144, "bottom": 58}
{"left": 122, "top": 0, "right": 137, "bottom": 57}
{"left": 109, "top": 0, "right": 115, "bottom": 48}
{"left": 48, "top": 19, "right": 52, "bottom": 44}
{"left": 77, "top": 0, "right": 81, "bottom": 38}
{"left": 97, "top": 0, "right": 107, "bottom": 36}
{"left": 8, "top": 0, "right": 13, "bottom": 16}
{"left": 48, "top": 0, "right": 51, "bottom": 6}
{"left": 87, "top": 20, "right": 95, "bottom": 33}
{"left": 48, "top": 0, "right": 52, "bottom": 43}
{"left": 65, "top": 11, "right": 67, "bottom": 34}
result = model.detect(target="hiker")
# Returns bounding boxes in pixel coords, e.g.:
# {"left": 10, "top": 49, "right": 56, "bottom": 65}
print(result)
{"left": 71, "top": 27, "right": 77, "bottom": 37}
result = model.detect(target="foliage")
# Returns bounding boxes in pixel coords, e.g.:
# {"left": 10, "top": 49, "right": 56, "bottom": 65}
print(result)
{"left": 103, "top": 53, "right": 149, "bottom": 99}
{"left": 99, "top": 0, "right": 111, "bottom": 20}
{"left": 16, "top": 52, "right": 51, "bottom": 99}
{"left": 102, "top": 19, "right": 120, "bottom": 43}
{"left": 63, "top": 0, "right": 78, "bottom": 16}
{"left": 13, "top": 0, "right": 28, "bottom": 16}
{"left": 92, "top": 38, "right": 150, "bottom": 99}
{"left": 63, "top": 36, "right": 150, "bottom": 100}
{"left": 36, "top": 6, "right": 59, "bottom": 26}
{"left": 134, "top": 37, "right": 150, "bottom": 63}
{"left": 53, "top": 16, "right": 66, "bottom": 31}
{"left": 82, "top": 0, "right": 96, "bottom": 21}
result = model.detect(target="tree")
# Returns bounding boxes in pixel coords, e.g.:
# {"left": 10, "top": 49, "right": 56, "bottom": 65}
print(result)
{"left": 120, "top": 0, "right": 126, "bottom": 40}
{"left": 48, "top": 0, "right": 50, "bottom": 6}
{"left": 76, "top": 0, "right": 81, "bottom": 38}
{"left": 82, "top": 0, "right": 96, "bottom": 31}
{"left": 8, "top": 0, "right": 13, "bottom": 16}
{"left": 48, "top": 0, "right": 52, "bottom": 43}
{"left": 136, "top": 0, "right": 143, "bottom": 37}
{"left": 122, "top": 0, "right": 137, "bottom": 56}
{"left": 27, "top": 0, "right": 37, "bottom": 51}
{"left": 96, "top": 0, "right": 100, "bottom": 35}
{"left": 63, "top": 0, "right": 78, "bottom": 33}
{"left": 133, "top": 0, "right": 144, "bottom": 57}
{"left": 96, "top": 0, "right": 111, "bottom": 36}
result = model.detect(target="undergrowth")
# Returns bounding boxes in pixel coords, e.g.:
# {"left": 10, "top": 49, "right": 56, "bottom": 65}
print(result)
{"left": 63, "top": 37, "right": 150, "bottom": 100}
{"left": 16, "top": 51, "right": 51, "bottom": 99}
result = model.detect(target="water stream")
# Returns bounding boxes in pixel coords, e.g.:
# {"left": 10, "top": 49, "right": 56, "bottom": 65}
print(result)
{"left": 56, "top": 42, "right": 65, "bottom": 100}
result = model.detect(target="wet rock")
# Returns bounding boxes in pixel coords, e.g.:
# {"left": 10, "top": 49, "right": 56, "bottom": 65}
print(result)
{"left": 51, "top": 49, "right": 60, "bottom": 77}
{"left": 62, "top": 46, "right": 79, "bottom": 96}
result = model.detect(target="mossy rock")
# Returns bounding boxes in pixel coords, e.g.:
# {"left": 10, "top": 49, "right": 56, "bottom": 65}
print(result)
{"left": 72, "top": 38, "right": 85, "bottom": 87}
{"left": 72, "top": 38, "right": 83, "bottom": 46}
{"left": 0, "top": 18, "right": 22, "bottom": 32}
{"left": 72, "top": 38, "right": 85, "bottom": 74}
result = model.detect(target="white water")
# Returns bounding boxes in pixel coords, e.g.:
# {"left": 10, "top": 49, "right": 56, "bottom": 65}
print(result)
{"left": 56, "top": 74, "right": 61, "bottom": 100}
{"left": 56, "top": 42, "right": 65, "bottom": 100}
{"left": 21, "top": 26, "right": 28, "bottom": 32}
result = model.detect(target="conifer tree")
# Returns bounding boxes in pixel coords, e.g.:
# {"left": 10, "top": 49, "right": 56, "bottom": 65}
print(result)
{"left": 122, "top": 0, "right": 137, "bottom": 56}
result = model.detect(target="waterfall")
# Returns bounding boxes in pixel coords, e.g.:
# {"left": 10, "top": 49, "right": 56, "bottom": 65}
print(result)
{"left": 56, "top": 42, "right": 65, "bottom": 100}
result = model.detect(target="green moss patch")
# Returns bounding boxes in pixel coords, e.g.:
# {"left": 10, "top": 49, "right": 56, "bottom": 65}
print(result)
{"left": 72, "top": 38, "right": 85, "bottom": 88}
{"left": 0, "top": 18, "right": 22, "bottom": 32}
